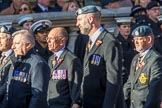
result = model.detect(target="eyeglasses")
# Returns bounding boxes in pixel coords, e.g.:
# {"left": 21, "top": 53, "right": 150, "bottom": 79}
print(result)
{"left": 46, "top": 36, "right": 63, "bottom": 41}
{"left": 150, "top": 7, "right": 160, "bottom": 11}
{"left": 19, "top": 7, "right": 29, "bottom": 12}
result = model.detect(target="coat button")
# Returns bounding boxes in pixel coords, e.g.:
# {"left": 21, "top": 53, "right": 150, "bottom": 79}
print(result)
{"left": 131, "top": 99, "right": 134, "bottom": 103}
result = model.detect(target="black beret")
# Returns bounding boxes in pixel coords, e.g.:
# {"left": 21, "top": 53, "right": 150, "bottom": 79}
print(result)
{"left": 146, "top": 1, "right": 160, "bottom": 9}
{"left": 0, "top": 25, "right": 17, "bottom": 35}
{"left": 75, "top": 5, "right": 101, "bottom": 16}
{"left": 132, "top": 25, "right": 153, "bottom": 37}
{"left": 130, "top": 5, "right": 145, "bottom": 16}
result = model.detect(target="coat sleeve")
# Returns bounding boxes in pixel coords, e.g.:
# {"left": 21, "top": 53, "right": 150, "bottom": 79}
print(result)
{"left": 68, "top": 58, "right": 83, "bottom": 106}
{"left": 29, "top": 61, "right": 50, "bottom": 108}
{"left": 103, "top": 40, "right": 123, "bottom": 108}
{"left": 144, "top": 57, "right": 162, "bottom": 108}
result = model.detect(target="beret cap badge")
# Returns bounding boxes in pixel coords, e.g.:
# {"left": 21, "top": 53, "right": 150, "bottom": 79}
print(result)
{"left": 0, "top": 26, "right": 6, "bottom": 33}
{"left": 135, "top": 31, "right": 139, "bottom": 36}
{"left": 77, "top": 8, "right": 83, "bottom": 15}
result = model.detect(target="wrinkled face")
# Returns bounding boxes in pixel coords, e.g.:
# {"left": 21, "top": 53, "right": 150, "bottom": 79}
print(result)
{"left": 47, "top": 30, "right": 65, "bottom": 52}
{"left": 35, "top": 30, "right": 49, "bottom": 44}
{"left": 133, "top": 36, "right": 149, "bottom": 52}
{"left": 19, "top": 4, "right": 31, "bottom": 14}
{"left": 38, "top": 0, "right": 50, "bottom": 7}
{"left": 76, "top": 14, "right": 92, "bottom": 35}
{"left": 147, "top": 6, "right": 160, "bottom": 20}
{"left": 67, "top": 2, "right": 78, "bottom": 12}
{"left": 21, "top": 21, "right": 33, "bottom": 30}
{"left": 12, "top": 34, "right": 28, "bottom": 57}
{"left": 118, "top": 24, "right": 131, "bottom": 37}
{"left": 0, "top": 33, "right": 12, "bottom": 52}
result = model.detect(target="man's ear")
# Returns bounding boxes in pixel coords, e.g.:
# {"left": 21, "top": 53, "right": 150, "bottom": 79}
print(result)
{"left": 60, "top": 38, "right": 66, "bottom": 46}
{"left": 147, "top": 35, "right": 152, "bottom": 43}
{"left": 26, "top": 43, "right": 33, "bottom": 50}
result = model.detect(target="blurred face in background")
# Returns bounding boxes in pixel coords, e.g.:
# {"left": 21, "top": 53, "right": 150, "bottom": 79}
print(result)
{"left": 139, "top": 0, "right": 151, "bottom": 7}
{"left": 67, "top": 2, "right": 78, "bottom": 11}
{"left": 0, "top": 33, "right": 12, "bottom": 52}
{"left": 19, "top": 3, "right": 32, "bottom": 14}
{"left": 21, "top": 21, "right": 33, "bottom": 30}
{"left": 147, "top": 6, "right": 160, "bottom": 21}
{"left": 38, "top": 0, "right": 51, "bottom": 7}
{"left": 35, "top": 30, "right": 49, "bottom": 45}
{"left": 118, "top": 24, "right": 131, "bottom": 38}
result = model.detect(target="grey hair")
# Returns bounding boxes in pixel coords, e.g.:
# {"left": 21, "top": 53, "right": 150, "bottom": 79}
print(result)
{"left": 12, "top": 30, "right": 35, "bottom": 47}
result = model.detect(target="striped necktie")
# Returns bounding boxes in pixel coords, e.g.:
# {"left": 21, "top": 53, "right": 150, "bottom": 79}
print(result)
{"left": 87, "top": 39, "right": 92, "bottom": 53}
{"left": 52, "top": 55, "right": 57, "bottom": 68}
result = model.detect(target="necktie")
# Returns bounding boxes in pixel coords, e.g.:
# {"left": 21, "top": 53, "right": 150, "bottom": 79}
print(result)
{"left": 87, "top": 39, "right": 92, "bottom": 53}
{"left": 135, "top": 54, "right": 142, "bottom": 75}
{"left": 52, "top": 55, "right": 57, "bottom": 68}
{"left": 0, "top": 55, "right": 6, "bottom": 64}
{"left": 44, "top": 9, "right": 48, "bottom": 12}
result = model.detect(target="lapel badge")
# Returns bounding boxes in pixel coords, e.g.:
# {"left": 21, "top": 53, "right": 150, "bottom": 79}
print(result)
{"left": 95, "top": 40, "right": 102, "bottom": 46}
{"left": 139, "top": 61, "right": 145, "bottom": 68}
{"left": 135, "top": 30, "right": 139, "bottom": 36}
{"left": 139, "top": 72, "right": 148, "bottom": 84}
{"left": 58, "top": 58, "right": 63, "bottom": 64}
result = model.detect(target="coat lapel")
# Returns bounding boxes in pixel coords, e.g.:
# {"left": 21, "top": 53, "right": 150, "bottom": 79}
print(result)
{"left": 54, "top": 49, "right": 67, "bottom": 69}
{"left": 133, "top": 49, "right": 153, "bottom": 84}
{"left": 84, "top": 30, "right": 107, "bottom": 67}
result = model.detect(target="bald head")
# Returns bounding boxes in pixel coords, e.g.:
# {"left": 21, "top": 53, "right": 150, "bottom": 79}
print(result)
{"left": 49, "top": 27, "right": 68, "bottom": 41}
{"left": 47, "top": 27, "right": 68, "bottom": 52}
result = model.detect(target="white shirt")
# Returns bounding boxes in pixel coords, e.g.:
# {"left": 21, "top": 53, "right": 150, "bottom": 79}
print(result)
{"left": 89, "top": 27, "right": 104, "bottom": 49}
{"left": 38, "top": 3, "right": 48, "bottom": 12}
{"left": 54, "top": 46, "right": 65, "bottom": 60}
{"left": 1, "top": 49, "right": 13, "bottom": 62}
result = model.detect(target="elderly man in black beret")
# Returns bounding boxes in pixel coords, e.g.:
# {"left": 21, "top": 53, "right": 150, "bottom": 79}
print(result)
{"left": 0, "top": 25, "right": 16, "bottom": 106}
{"left": 76, "top": 5, "right": 124, "bottom": 108}
{"left": 124, "top": 25, "right": 162, "bottom": 108}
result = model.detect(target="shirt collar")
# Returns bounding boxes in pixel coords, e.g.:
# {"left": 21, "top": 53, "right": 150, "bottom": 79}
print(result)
{"left": 2, "top": 49, "right": 13, "bottom": 57}
{"left": 140, "top": 46, "right": 152, "bottom": 61}
{"left": 2, "top": 49, "right": 13, "bottom": 61}
{"left": 38, "top": 3, "right": 48, "bottom": 11}
{"left": 54, "top": 46, "right": 65, "bottom": 60}
{"left": 90, "top": 27, "right": 104, "bottom": 46}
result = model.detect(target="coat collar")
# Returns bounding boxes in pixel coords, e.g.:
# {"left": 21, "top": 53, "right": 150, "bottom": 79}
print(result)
{"left": 84, "top": 30, "right": 107, "bottom": 67}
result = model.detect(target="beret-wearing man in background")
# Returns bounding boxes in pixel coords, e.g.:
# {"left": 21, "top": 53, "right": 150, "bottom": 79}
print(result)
{"left": 0, "top": 25, "right": 16, "bottom": 106}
